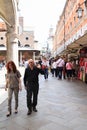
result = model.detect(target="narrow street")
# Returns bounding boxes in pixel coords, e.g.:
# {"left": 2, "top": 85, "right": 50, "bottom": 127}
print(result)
{"left": 0, "top": 68, "right": 87, "bottom": 130}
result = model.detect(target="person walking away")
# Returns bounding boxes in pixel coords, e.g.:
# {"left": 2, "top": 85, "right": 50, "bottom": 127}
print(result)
{"left": 42, "top": 57, "right": 49, "bottom": 80}
{"left": 66, "top": 59, "right": 73, "bottom": 80}
{"left": 5, "top": 61, "right": 22, "bottom": 117}
{"left": 24, "top": 60, "right": 29, "bottom": 68}
{"left": 63, "top": 57, "right": 67, "bottom": 79}
{"left": 38, "top": 58, "right": 42, "bottom": 67}
{"left": 72, "top": 60, "right": 76, "bottom": 79}
{"left": 23, "top": 59, "right": 44, "bottom": 115}
{"left": 51, "top": 59, "right": 57, "bottom": 77}
{"left": 56, "top": 56, "right": 65, "bottom": 80}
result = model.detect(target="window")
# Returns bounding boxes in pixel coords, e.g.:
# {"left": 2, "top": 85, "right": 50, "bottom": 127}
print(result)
{"left": 1, "top": 37, "right": 3, "bottom": 40}
{"left": 24, "top": 44, "right": 30, "bottom": 47}
{"left": 70, "top": 22, "right": 72, "bottom": 30}
{"left": 74, "top": 16, "right": 76, "bottom": 27}
{"left": 18, "top": 40, "right": 21, "bottom": 46}
{"left": 0, "top": 44, "right": 5, "bottom": 47}
{"left": 26, "top": 37, "right": 29, "bottom": 40}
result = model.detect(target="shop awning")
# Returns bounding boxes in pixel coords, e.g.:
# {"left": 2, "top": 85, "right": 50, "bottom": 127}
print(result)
{"left": 67, "top": 32, "right": 87, "bottom": 50}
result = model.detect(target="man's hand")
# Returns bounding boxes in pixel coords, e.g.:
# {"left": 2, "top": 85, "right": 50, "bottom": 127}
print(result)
{"left": 5, "top": 87, "right": 7, "bottom": 91}
{"left": 37, "top": 64, "right": 41, "bottom": 69}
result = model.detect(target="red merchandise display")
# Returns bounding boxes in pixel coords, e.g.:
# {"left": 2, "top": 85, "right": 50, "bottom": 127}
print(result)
{"left": 79, "top": 58, "right": 85, "bottom": 81}
{"left": 84, "top": 60, "right": 87, "bottom": 83}
{"left": 79, "top": 58, "right": 84, "bottom": 66}
{"left": 85, "top": 61, "right": 87, "bottom": 73}
{"left": 79, "top": 47, "right": 87, "bottom": 83}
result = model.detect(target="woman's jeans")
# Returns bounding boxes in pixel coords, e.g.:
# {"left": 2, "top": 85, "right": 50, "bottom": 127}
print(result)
{"left": 44, "top": 68, "right": 48, "bottom": 79}
{"left": 8, "top": 87, "right": 19, "bottom": 112}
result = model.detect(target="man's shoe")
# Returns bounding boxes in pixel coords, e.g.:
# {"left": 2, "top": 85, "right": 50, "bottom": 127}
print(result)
{"left": 14, "top": 109, "right": 18, "bottom": 114}
{"left": 27, "top": 110, "right": 32, "bottom": 115}
{"left": 33, "top": 107, "right": 38, "bottom": 112}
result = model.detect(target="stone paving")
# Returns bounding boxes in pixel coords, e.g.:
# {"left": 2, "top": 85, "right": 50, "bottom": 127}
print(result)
{"left": 0, "top": 69, "right": 87, "bottom": 130}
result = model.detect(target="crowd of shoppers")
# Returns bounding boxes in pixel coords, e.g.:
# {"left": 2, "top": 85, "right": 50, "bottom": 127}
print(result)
{"left": 50, "top": 56, "right": 78, "bottom": 80}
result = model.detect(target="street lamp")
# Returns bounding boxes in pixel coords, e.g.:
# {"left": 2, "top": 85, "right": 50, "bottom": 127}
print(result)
{"left": 76, "top": 0, "right": 87, "bottom": 18}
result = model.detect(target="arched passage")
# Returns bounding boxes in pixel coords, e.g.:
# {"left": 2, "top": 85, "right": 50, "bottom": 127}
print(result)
{"left": 0, "top": 0, "right": 19, "bottom": 66}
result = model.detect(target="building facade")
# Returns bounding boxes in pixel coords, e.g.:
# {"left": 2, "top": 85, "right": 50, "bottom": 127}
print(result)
{"left": 0, "top": 18, "right": 40, "bottom": 65}
{"left": 53, "top": 0, "right": 87, "bottom": 57}
{"left": 53, "top": 0, "right": 87, "bottom": 82}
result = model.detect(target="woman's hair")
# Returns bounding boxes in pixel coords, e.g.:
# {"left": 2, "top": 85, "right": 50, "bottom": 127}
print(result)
{"left": 6, "top": 61, "right": 17, "bottom": 73}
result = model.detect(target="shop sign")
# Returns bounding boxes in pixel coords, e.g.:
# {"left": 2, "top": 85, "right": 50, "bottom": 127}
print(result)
{"left": 80, "top": 47, "right": 87, "bottom": 57}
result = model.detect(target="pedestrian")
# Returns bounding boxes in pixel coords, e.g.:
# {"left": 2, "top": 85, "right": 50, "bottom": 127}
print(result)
{"left": 72, "top": 60, "right": 77, "bottom": 78}
{"left": 24, "top": 60, "right": 28, "bottom": 68}
{"left": 51, "top": 59, "right": 57, "bottom": 77}
{"left": 42, "top": 57, "right": 49, "bottom": 80}
{"left": 66, "top": 59, "right": 73, "bottom": 80}
{"left": 5, "top": 61, "right": 22, "bottom": 117}
{"left": 63, "top": 57, "right": 67, "bottom": 79}
{"left": 38, "top": 58, "right": 42, "bottom": 67}
{"left": 23, "top": 59, "right": 44, "bottom": 115}
{"left": 56, "top": 56, "right": 65, "bottom": 80}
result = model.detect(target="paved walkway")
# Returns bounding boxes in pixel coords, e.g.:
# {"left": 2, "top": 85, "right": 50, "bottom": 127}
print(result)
{"left": 0, "top": 69, "right": 87, "bottom": 130}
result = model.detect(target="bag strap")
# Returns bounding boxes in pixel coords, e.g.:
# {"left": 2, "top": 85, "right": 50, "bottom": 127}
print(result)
{"left": 57, "top": 59, "right": 62, "bottom": 66}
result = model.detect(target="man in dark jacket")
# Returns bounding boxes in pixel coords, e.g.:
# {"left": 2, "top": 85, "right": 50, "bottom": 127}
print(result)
{"left": 23, "top": 59, "right": 44, "bottom": 115}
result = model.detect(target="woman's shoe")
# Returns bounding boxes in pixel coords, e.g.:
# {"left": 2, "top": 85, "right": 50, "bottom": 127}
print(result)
{"left": 6, "top": 111, "right": 11, "bottom": 117}
{"left": 14, "top": 109, "right": 18, "bottom": 114}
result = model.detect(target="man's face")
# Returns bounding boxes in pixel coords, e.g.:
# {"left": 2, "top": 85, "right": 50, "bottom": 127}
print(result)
{"left": 28, "top": 59, "right": 34, "bottom": 67}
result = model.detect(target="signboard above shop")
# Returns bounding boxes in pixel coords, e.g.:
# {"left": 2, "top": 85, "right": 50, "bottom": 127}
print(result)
{"left": 80, "top": 47, "right": 87, "bottom": 57}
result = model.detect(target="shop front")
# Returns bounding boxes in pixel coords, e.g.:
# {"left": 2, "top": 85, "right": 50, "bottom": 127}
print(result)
{"left": 78, "top": 47, "right": 87, "bottom": 83}
{"left": 18, "top": 47, "right": 40, "bottom": 66}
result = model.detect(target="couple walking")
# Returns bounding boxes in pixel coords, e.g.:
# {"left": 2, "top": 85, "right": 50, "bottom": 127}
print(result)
{"left": 5, "top": 59, "right": 44, "bottom": 117}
